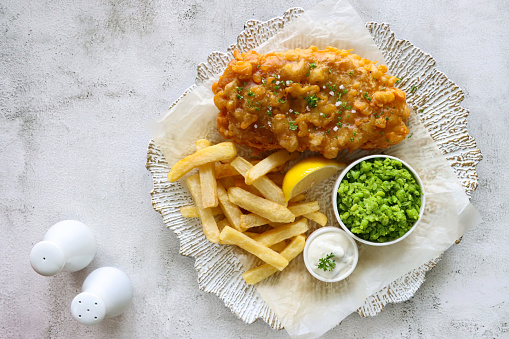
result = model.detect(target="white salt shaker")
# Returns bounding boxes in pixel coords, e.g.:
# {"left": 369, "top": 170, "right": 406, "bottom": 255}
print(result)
{"left": 71, "top": 267, "right": 133, "bottom": 325}
{"left": 30, "top": 220, "right": 96, "bottom": 276}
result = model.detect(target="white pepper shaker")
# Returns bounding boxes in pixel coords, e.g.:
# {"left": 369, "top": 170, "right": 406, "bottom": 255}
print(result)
{"left": 71, "top": 267, "right": 133, "bottom": 325}
{"left": 30, "top": 220, "right": 96, "bottom": 276}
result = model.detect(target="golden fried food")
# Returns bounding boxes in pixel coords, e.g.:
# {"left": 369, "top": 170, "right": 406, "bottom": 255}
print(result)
{"left": 213, "top": 46, "right": 411, "bottom": 159}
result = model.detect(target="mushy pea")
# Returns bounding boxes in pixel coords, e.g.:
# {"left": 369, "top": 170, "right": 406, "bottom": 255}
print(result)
{"left": 337, "top": 158, "right": 422, "bottom": 243}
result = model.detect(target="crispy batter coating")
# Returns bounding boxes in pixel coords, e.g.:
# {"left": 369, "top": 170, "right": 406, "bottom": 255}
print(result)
{"left": 213, "top": 46, "right": 410, "bottom": 159}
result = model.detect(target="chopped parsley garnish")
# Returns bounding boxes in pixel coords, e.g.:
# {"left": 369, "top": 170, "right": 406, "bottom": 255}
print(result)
{"left": 329, "top": 69, "right": 332, "bottom": 73}
{"left": 236, "top": 94, "right": 242, "bottom": 99}
{"left": 350, "top": 137, "right": 354, "bottom": 142}
{"left": 408, "top": 133, "right": 413, "bottom": 138}
{"left": 349, "top": 71, "right": 354, "bottom": 76}
{"left": 236, "top": 86, "right": 243, "bottom": 93}
{"left": 257, "top": 64, "right": 260, "bottom": 69}
{"left": 385, "top": 117, "right": 389, "bottom": 121}
{"left": 395, "top": 78, "right": 402, "bottom": 84}
{"left": 317, "top": 253, "right": 336, "bottom": 272}
{"left": 410, "top": 86, "right": 418, "bottom": 93}
{"left": 305, "top": 94, "right": 319, "bottom": 108}
{"left": 363, "top": 92, "right": 372, "bottom": 101}
{"left": 381, "top": 87, "right": 386, "bottom": 90}
{"left": 305, "top": 62, "right": 317, "bottom": 77}
{"left": 247, "top": 90, "right": 255, "bottom": 97}
{"left": 278, "top": 98, "right": 286, "bottom": 103}
{"left": 274, "top": 85, "right": 281, "bottom": 90}
{"left": 336, "top": 122, "right": 343, "bottom": 127}
{"left": 288, "top": 121, "right": 298, "bottom": 130}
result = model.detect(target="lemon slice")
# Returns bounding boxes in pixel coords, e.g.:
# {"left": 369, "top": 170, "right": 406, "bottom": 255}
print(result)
{"left": 283, "top": 157, "right": 346, "bottom": 201}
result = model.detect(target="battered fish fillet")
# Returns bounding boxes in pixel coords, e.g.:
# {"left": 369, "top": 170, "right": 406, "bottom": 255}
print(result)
{"left": 213, "top": 46, "right": 411, "bottom": 159}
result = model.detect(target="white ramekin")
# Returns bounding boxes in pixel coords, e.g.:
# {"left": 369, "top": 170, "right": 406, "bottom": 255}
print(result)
{"left": 331, "top": 155, "right": 426, "bottom": 247}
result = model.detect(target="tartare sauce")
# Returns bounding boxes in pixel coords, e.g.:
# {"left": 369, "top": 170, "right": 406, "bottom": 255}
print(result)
{"left": 306, "top": 231, "right": 355, "bottom": 280}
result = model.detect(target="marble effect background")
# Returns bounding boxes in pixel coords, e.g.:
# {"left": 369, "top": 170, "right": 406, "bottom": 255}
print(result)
{"left": 1, "top": 0, "right": 507, "bottom": 338}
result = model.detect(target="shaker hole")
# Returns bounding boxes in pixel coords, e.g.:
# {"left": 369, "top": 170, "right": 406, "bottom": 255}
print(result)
{"left": 78, "top": 315, "right": 81, "bottom": 318}
{"left": 94, "top": 302, "right": 97, "bottom": 305}
{"left": 79, "top": 301, "right": 81, "bottom": 303}
{"left": 87, "top": 309, "right": 90, "bottom": 312}
{"left": 43, "top": 257, "right": 46, "bottom": 260}
{"left": 94, "top": 317, "right": 97, "bottom": 319}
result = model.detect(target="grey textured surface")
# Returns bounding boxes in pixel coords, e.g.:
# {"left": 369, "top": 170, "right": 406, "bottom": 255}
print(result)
{"left": 0, "top": 0, "right": 507, "bottom": 338}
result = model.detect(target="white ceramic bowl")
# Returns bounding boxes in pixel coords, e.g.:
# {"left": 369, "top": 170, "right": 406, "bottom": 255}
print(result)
{"left": 303, "top": 226, "right": 359, "bottom": 283}
{"left": 332, "top": 155, "right": 426, "bottom": 247}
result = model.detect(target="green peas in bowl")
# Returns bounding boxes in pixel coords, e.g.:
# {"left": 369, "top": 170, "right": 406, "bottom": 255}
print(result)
{"left": 332, "top": 155, "right": 425, "bottom": 246}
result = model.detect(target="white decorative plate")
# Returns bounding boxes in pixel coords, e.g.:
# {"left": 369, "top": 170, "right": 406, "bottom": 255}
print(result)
{"left": 146, "top": 8, "right": 482, "bottom": 329}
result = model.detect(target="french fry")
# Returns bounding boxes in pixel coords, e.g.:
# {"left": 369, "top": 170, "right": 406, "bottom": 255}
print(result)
{"left": 234, "top": 179, "right": 263, "bottom": 197}
{"left": 267, "top": 221, "right": 287, "bottom": 228}
{"left": 186, "top": 175, "right": 220, "bottom": 243}
{"left": 243, "top": 235, "right": 306, "bottom": 285}
{"left": 230, "top": 157, "right": 286, "bottom": 206}
{"left": 180, "top": 205, "right": 222, "bottom": 218}
{"left": 218, "top": 177, "right": 237, "bottom": 190}
{"left": 253, "top": 218, "right": 308, "bottom": 247}
{"left": 196, "top": 140, "right": 218, "bottom": 208}
{"left": 245, "top": 234, "right": 286, "bottom": 252}
{"left": 217, "top": 219, "right": 232, "bottom": 244}
{"left": 215, "top": 162, "right": 284, "bottom": 179}
{"left": 243, "top": 231, "right": 260, "bottom": 238}
{"left": 288, "top": 193, "right": 306, "bottom": 203}
{"left": 219, "top": 226, "right": 289, "bottom": 271}
{"left": 269, "top": 241, "right": 287, "bottom": 253}
{"left": 167, "top": 142, "right": 237, "bottom": 182}
{"left": 227, "top": 187, "right": 295, "bottom": 223}
{"left": 214, "top": 163, "right": 241, "bottom": 178}
{"left": 217, "top": 218, "right": 230, "bottom": 231}
{"left": 304, "top": 211, "right": 328, "bottom": 227}
{"left": 240, "top": 213, "right": 270, "bottom": 229}
{"left": 251, "top": 160, "right": 286, "bottom": 173}
{"left": 245, "top": 150, "right": 299, "bottom": 184}
{"left": 217, "top": 182, "right": 244, "bottom": 232}
{"left": 288, "top": 201, "right": 320, "bottom": 217}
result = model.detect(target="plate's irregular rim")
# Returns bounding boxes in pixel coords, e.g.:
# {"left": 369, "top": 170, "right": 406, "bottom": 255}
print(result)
{"left": 146, "top": 9, "right": 482, "bottom": 329}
